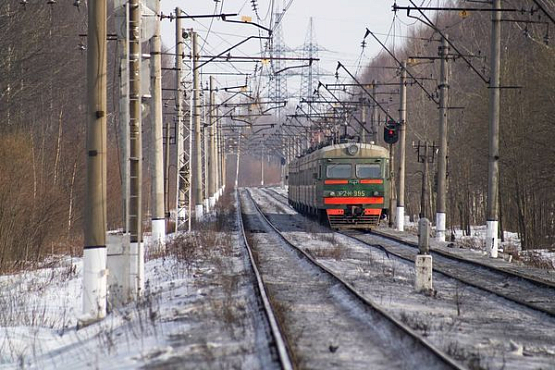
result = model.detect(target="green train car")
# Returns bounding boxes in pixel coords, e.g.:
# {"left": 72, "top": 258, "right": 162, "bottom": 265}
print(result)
{"left": 288, "top": 142, "right": 390, "bottom": 229}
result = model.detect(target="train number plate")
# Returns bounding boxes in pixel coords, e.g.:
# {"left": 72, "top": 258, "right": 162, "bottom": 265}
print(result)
{"left": 336, "top": 190, "right": 366, "bottom": 196}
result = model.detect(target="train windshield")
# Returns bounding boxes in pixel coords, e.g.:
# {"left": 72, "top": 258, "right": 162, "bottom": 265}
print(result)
{"left": 356, "top": 164, "right": 381, "bottom": 178}
{"left": 326, "top": 164, "right": 351, "bottom": 178}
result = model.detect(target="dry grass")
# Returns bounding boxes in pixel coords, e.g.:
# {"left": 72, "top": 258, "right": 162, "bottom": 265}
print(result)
{"left": 399, "top": 312, "right": 432, "bottom": 337}
{"left": 445, "top": 341, "right": 486, "bottom": 370}
{"left": 520, "top": 251, "right": 554, "bottom": 269}
{"left": 457, "top": 236, "right": 486, "bottom": 250}
{"left": 267, "top": 295, "right": 301, "bottom": 369}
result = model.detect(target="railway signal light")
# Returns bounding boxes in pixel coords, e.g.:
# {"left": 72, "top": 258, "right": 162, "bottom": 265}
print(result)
{"left": 384, "top": 120, "right": 399, "bottom": 144}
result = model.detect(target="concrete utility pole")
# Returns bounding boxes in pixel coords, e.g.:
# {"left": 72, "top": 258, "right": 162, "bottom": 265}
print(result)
{"left": 118, "top": 3, "right": 130, "bottom": 235}
{"left": 191, "top": 31, "right": 204, "bottom": 221}
{"left": 213, "top": 92, "right": 220, "bottom": 201}
{"left": 219, "top": 118, "right": 226, "bottom": 196}
{"left": 203, "top": 89, "right": 210, "bottom": 212}
{"left": 421, "top": 144, "right": 430, "bottom": 220}
{"left": 487, "top": 0, "right": 501, "bottom": 258}
{"left": 83, "top": 0, "right": 107, "bottom": 321}
{"left": 164, "top": 118, "right": 171, "bottom": 227}
{"left": 235, "top": 130, "right": 241, "bottom": 188}
{"left": 208, "top": 76, "right": 217, "bottom": 207}
{"left": 436, "top": 35, "right": 450, "bottom": 242}
{"left": 175, "top": 9, "right": 185, "bottom": 230}
{"left": 388, "top": 144, "right": 396, "bottom": 228}
{"left": 214, "top": 110, "right": 221, "bottom": 201}
{"left": 128, "top": 0, "right": 143, "bottom": 296}
{"left": 397, "top": 62, "right": 407, "bottom": 232}
{"left": 149, "top": 0, "right": 165, "bottom": 248}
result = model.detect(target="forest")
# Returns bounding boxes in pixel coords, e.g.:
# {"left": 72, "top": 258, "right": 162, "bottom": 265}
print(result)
{"left": 0, "top": 2, "right": 92, "bottom": 269}
{"left": 360, "top": 0, "right": 555, "bottom": 249}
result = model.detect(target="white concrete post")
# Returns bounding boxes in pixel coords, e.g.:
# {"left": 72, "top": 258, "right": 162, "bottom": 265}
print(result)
{"left": 415, "top": 218, "right": 433, "bottom": 292}
{"left": 107, "top": 233, "right": 131, "bottom": 307}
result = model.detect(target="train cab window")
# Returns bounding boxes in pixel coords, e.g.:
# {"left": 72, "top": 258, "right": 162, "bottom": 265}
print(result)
{"left": 326, "top": 164, "right": 351, "bottom": 178}
{"left": 356, "top": 164, "right": 381, "bottom": 178}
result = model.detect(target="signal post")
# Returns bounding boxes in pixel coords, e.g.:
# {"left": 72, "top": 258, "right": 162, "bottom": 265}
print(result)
{"left": 384, "top": 120, "right": 399, "bottom": 228}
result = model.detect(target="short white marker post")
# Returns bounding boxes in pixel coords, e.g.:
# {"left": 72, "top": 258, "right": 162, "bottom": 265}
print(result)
{"left": 415, "top": 218, "right": 433, "bottom": 292}
{"left": 107, "top": 233, "right": 131, "bottom": 307}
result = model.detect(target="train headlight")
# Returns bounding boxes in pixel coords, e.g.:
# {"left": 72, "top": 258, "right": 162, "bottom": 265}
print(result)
{"left": 373, "top": 191, "right": 380, "bottom": 196}
{"left": 347, "top": 144, "right": 359, "bottom": 156}
{"left": 329, "top": 191, "right": 336, "bottom": 197}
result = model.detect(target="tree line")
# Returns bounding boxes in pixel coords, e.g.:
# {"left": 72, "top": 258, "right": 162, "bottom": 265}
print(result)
{"left": 0, "top": 1, "right": 172, "bottom": 270}
{"left": 360, "top": 0, "right": 555, "bottom": 249}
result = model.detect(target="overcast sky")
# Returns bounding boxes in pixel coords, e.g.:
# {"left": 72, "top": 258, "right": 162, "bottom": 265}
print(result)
{"left": 157, "top": 1, "right": 416, "bottom": 95}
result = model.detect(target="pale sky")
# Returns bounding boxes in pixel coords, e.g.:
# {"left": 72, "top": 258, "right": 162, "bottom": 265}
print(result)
{"left": 157, "top": 1, "right": 414, "bottom": 95}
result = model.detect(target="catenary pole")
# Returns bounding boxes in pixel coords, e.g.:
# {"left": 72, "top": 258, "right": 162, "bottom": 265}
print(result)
{"left": 422, "top": 143, "right": 430, "bottom": 220}
{"left": 192, "top": 31, "right": 204, "bottom": 221}
{"left": 213, "top": 87, "right": 220, "bottom": 201}
{"left": 128, "top": 0, "right": 143, "bottom": 296}
{"left": 83, "top": 0, "right": 107, "bottom": 320}
{"left": 203, "top": 87, "right": 210, "bottom": 212}
{"left": 220, "top": 117, "right": 226, "bottom": 196}
{"left": 436, "top": 35, "right": 450, "bottom": 241}
{"left": 150, "top": 0, "right": 165, "bottom": 247}
{"left": 209, "top": 76, "right": 217, "bottom": 206}
{"left": 164, "top": 119, "right": 171, "bottom": 227}
{"left": 388, "top": 143, "right": 396, "bottom": 228}
{"left": 371, "top": 80, "right": 378, "bottom": 143}
{"left": 118, "top": 3, "right": 130, "bottom": 235}
{"left": 235, "top": 130, "right": 241, "bottom": 188}
{"left": 175, "top": 9, "right": 184, "bottom": 231}
{"left": 487, "top": 0, "right": 501, "bottom": 258}
{"left": 397, "top": 61, "right": 407, "bottom": 231}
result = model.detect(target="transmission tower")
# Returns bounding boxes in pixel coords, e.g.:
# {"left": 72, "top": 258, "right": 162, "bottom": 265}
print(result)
{"left": 268, "top": 8, "right": 288, "bottom": 122}
{"left": 300, "top": 18, "right": 321, "bottom": 104}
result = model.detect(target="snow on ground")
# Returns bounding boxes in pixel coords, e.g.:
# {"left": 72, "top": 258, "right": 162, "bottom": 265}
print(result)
{"left": 0, "top": 206, "right": 275, "bottom": 369}
{"left": 401, "top": 219, "right": 555, "bottom": 269}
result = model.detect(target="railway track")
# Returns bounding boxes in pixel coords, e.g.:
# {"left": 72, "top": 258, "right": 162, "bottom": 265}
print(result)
{"left": 236, "top": 190, "right": 294, "bottom": 370}
{"left": 261, "top": 186, "right": 555, "bottom": 318}
{"left": 252, "top": 186, "right": 555, "bottom": 368}
{"left": 239, "top": 188, "right": 464, "bottom": 369}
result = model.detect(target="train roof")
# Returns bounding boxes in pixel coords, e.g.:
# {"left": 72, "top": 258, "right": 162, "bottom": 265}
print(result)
{"left": 291, "top": 143, "right": 389, "bottom": 164}
{"left": 291, "top": 142, "right": 389, "bottom": 165}
{"left": 318, "top": 143, "right": 389, "bottom": 158}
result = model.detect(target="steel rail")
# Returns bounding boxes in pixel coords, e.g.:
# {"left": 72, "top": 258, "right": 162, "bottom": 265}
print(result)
{"left": 236, "top": 190, "right": 294, "bottom": 370}
{"left": 261, "top": 187, "right": 555, "bottom": 318}
{"left": 246, "top": 188, "right": 465, "bottom": 370}
{"left": 370, "top": 229, "right": 555, "bottom": 289}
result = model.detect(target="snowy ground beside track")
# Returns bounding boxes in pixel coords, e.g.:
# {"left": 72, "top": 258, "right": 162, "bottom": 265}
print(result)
{"left": 253, "top": 186, "right": 555, "bottom": 370}
{"left": 0, "top": 223, "right": 276, "bottom": 369}
{"left": 0, "top": 186, "right": 553, "bottom": 369}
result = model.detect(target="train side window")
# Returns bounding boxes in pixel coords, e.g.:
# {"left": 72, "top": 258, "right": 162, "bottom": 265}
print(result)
{"left": 326, "top": 164, "right": 351, "bottom": 178}
{"left": 356, "top": 164, "right": 381, "bottom": 178}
